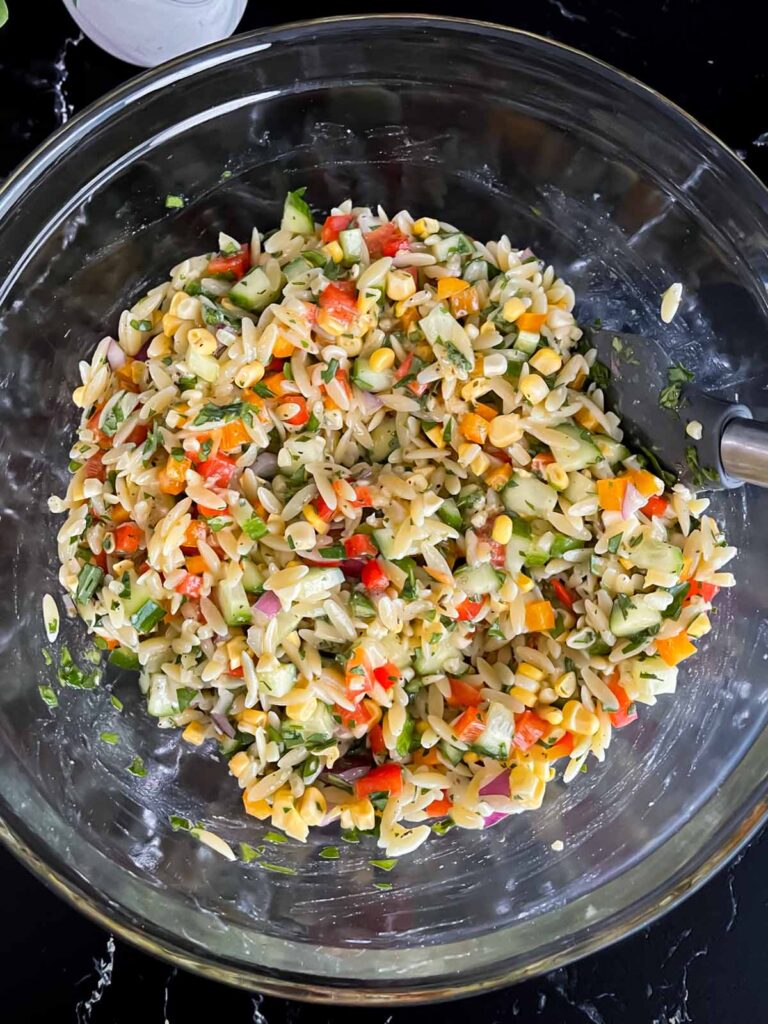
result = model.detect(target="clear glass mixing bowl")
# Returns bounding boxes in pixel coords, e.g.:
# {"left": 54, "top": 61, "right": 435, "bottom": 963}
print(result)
{"left": 1, "top": 15, "right": 767, "bottom": 1004}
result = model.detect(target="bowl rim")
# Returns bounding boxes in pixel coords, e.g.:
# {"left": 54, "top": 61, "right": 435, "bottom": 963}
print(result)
{"left": 2, "top": 12, "right": 768, "bottom": 1004}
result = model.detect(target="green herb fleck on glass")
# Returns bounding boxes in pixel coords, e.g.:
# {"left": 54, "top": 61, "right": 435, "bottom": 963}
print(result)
{"left": 165, "top": 194, "right": 185, "bottom": 209}
{"left": 110, "top": 694, "right": 123, "bottom": 711}
{"left": 373, "top": 882, "right": 393, "bottom": 891}
{"left": 127, "top": 756, "right": 147, "bottom": 777}
{"left": 319, "top": 846, "right": 340, "bottom": 860}
{"left": 258, "top": 862, "right": 297, "bottom": 876}
{"left": 169, "top": 814, "right": 193, "bottom": 831}
{"left": 370, "top": 858, "right": 397, "bottom": 872}
{"left": 264, "top": 830, "right": 288, "bottom": 844}
{"left": 38, "top": 685, "right": 58, "bottom": 708}
{"left": 99, "top": 731, "right": 119, "bottom": 745}
{"left": 240, "top": 842, "right": 265, "bottom": 863}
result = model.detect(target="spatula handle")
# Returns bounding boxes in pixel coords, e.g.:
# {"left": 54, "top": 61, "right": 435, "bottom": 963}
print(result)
{"left": 720, "top": 417, "right": 768, "bottom": 488}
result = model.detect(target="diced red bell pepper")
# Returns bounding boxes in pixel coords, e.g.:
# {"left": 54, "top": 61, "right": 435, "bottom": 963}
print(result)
{"left": 513, "top": 710, "right": 550, "bottom": 751}
{"left": 315, "top": 496, "right": 337, "bottom": 522}
{"left": 175, "top": 572, "right": 203, "bottom": 599}
{"left": 91, "top": 549, "right": 108, "bottom": 572}
{"left": 228, "top": 664, "right": 245, "bottom": 678}
{"left": 86, "top": 408, "right": 110, "bottom": 449}
{"left": 686, "top": 580, "right": 720, "bottom": 603}
{"left": 446, "top": 678, "right": 483, "bottom": 707}
{"left": 83, "top": 453, "right": 106, "bottom": 482}
{"left": 373, "top": 661, "right": 402, "bottom": 691}
{"left": 337, "top": 699, "right": 379, "bottom": 731}
{"left": 394, "top": 352, "right": 415, "bottom": 382}
{"left": 550, "top": 578, "right": 574, "bottom": 609}
{"left": 207, "top": 243, "right": 251, "bottom": 280}
{"left": 476, "top": 526, "right": 507, "bottom": 568}
{"left": 641, "top": 494, "right": 669, "bottom": 518}
{"left": 364, "top": 223, "right": 410, "bottom": 259}
{"left": 113, "top": 522, "right": 143, "bottom": 555}
{"left": 452, "top": 707, "right": 486, "bottom": 743}
{"left": 369, "top": 723, "right": 386, "bottom": 757}
{"left": 608, "top": 677, "right": 638, "bottom": 729}
{"left": 198, "top": 452, "right": 237, "bottom": 488}
{"left": 531, "top": 452, "right": 555, "bottom": 475}
{"left": 354, "top": 762, "right": 403, "bottom": 800}
{"left": 344, "top": 534, "right": 378, "bottom": 558}
{"left": 124, "top": 423, "right": 149, "bottom": 446}
{"left": 545, "top": 732, "right": 575, "bottom": 761}
{"left": 361, "top": 559, "right": 389, "bottom": 593}
{"left": 319, "top": 281, "right": 358, "bottom": 325}
{"left": 279, "top": 394, "right": 310, "bottom": 427}
{"left": 456, "top": 596, "right": 487, "bottom": 622}
{"left": 321, "top": 213, "right": 354, "bottom": 243}
{"left": 425, "top": 793, "right": 453, "bottom": 817}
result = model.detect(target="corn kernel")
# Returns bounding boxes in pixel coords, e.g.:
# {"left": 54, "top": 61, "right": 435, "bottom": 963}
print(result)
{"left": 545, "top": 462, "right": 569, "bottom": 490}
{"left": 436, "top": 277, "right": 469, "bottom": 299}
{"left": 229, "top": 751, "right": 250, "bottom": 778}
{"left": 242, "top": 792, "right": 271, "bottom": 819}
{"left": 463, "top": 751, "right": 479, "bottom": 764}
{"left": 488, "top": 413, "right": 523, "bottom": 448}
{"left": 515, "top": 573, "right": 534, "bottom": 593}
{"left": 298, "top": 786, "right": 327, "bottom": 825}
{"left": 457, "top": 442, "right": 480, "bottom": 466}
{"left": 187, "top": 327, "right": 217, "bottom": 355}
{"left": 520, "top": 372, "right": 549, "bottom": 404}
{"left": 425, "top": 426, "right": 445, "bottom": 448}
{"left": 339, "top": 798, "right": 375, "bottom": 831}
{"left": 619, "top": 557, "right": 634, "bottom": 572}
{"left": 386, "top": 269, "right": 417, "bottom": 301}
{"left": 517, "top": 662, "right": 545, "bottom": 682}
{"left": 492, "top": 514, "right": 513, "bottom": 545}
{"left": 162, "top": 313, "right": 182, "bottom": 336}
{"left": 235, "top": 361, "right": 265, "bottom": 389}
{"left": 369, "top": 347, "right": 396, "bottom": 372}
{"left": 169, "top": 291, "right": 200, "bottom": 320}
{"left": 413, "top": 216, "right": 440, "bottom": 238}
{"left": 323, "top": 240, "right": 344, "bottom": 263}
{"left": 562, "top": 700, "right": 600, "bottom": 736}
{"left": 303, "top": 505, "right": 330, "bottom": 534}
{"left": 687, "top": 612, "right": 711, "bottom": 639}
{"left": 274, "top": 807, "right": 309, "bottom": 842}
{"left": 529, "top": 347, "right": 563, "bottom": 375}
{"left": 182, "top": 721, "right": 207, "bottom": 746}
{"left": 470, "top": 451, "right": 491, "bottom": 476}
{"left": 574, "top": 406, "right": 600, "bottom": 431}
{"left": 286, "top": 695, "right": 318, "bottom": 723}
{"left": 510, "top": 686, "right": 538, "bottom": 707}
{"left": 317, "top": 308, "right": 349, "bottom": 337}
{"left": 571, "top": 370, "right": 588, "bottom": 391}
{"left": 226, "top": 636, "right": 247, "bottom": 668}
{"left": 502, "top": 297, "right": 526, "bottom": 322}
{"left": 508, "top": 764, "right": 545, "bottom": 807}
{"left": 554, "top": 672, "right": 577, "bottom": 699}
{"left": 537, "top": 706, "right": 563, "bottom": 726}
{"left": 415, "top": 720, "right": 429, "bottom": 734}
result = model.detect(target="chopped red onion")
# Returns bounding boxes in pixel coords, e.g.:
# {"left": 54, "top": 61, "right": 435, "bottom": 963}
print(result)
{"left": 340, "top": 558, "right": 365, "bottom": 577}
{"left": 324, "top": 754, "right": 372, "bottom": 782}
{"left": 107, "top": 339, "right": 127, "bottom": 370}
{"left": 480, "top": 771, "right": 510, "bottom": 797}
{"left": 356, "top": 389, "right": 384, "bottom": 413}
{"left": 483, "top": 811, "right": 509, "bottom": 829}
{"left": 252, "top": 590, "right": 281, "bottom": 620}
{"left": 210, "top": 712, "right": 235, "bottom": 738}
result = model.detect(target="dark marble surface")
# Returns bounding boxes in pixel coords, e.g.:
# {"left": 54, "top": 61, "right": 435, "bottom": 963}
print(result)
{"left": 1, "top": 2, "right": 767, "bottom": 1021}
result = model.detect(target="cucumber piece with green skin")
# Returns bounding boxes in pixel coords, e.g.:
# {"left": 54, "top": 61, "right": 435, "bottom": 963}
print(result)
{"left": 564, "top": 472, "right": 596, "bottom": 504}
{"left": 350, "top": 592, "right": 376, "bottom": 619}
{"left": 513, "top": 329, "right": 540, "bottom": 355}
{"left": 502, "top": 473, "right": 558, "bottom": 518}
{"left": 351, "top": 356, "right": 394, "bottom": 393}
{"left": 280, "top": 188, "right": 315, "bottom": 235}
{"left": 632, "top": 655, "right": 678, "bottom": 696}
{"left": 430, "top": 233, "right": 474, "bottom": 261}
{"left": 610, "top": 596, "right": 662, "bottom": 637}
{"left": 549, "top": 423, "right": 602, "bottom": 472}
{"left": 456, "top": 484, "right": 483, "bottom": 519}
{"left": 294, "top": 567, "right": 344, "bottom": 601}
{"left": 283, "top": 256, "right": 313, "bottom": 282}
{"left": 188, "top": 347, "right": 220, "bottom": 384}
{"left": 505, "top": 533, "right": 550, "bottom": 573}
{"left": 631, "top": 536, "right": 684, "bottom": 574}
{"left": 339, "top": 227, "right": 364, "bottom": 265}
{"left": 594, "top": 434, "right": 630, "bottom": 465}
{"left": 216, "top": 578, "right": 252, "bottom": 627}
{"left": 257, "top": 661, "right": 298, "bottom": 697}
{"left": 147, "top": 675, "right": 181, "bottom": 717}
{"left": 131, "top": 599, "right": 166, "bottom": 634}
{"left": 473, "top": 702, "right": 515, "bottom": 758}
{"left": 229, "top": 264, "right": 284, "bottom": 313}
{"left": 275, "top": 612, "right": 301, "bottom": 645}
{"left": 120, "top": 574, "right": 152, "bottom": 618}
{"left": 414, "top": 644, "right": 454, "bottom": 675}
{"left": 231, "top": 498, "right": 268, "bottom": 540}
{"left": 439, "top": 738, "right": 465, "bottom": 765}
{"left": 109, "top": 647, "right": 140, "bottom": 671}
{"left": 370, "top": 419, "right": 398, "bottom": 463}
{"left": 437, "top": 498, "right": 462, "bottom": 530}
{"left": 549, "top": 533, "right": 584, "bottom": 559}
{"left": 463, "top": 258, "right": 490, "bottom": 283}
{"left": 454, "top": 562, "right": 501, "bottom": 596}
{"left": 241, "top": 560, "right": 265, "bottom": 594}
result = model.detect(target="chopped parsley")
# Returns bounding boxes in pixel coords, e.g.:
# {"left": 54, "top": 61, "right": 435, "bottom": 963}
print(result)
{"left": 130, "top": 318, "right": 152, "bottom": 332}
{"left": 99, "top": 731, "right": 119, "bottom": 745}
{"left": 370, "top": 858, "right": 397, "bottom": 872}
{"left": 127, "top": 756, "right": 147, "bottom": 777}
{"left": 319, "top": 846, "right": 340, "bottom": 860}
{"left": 165, "top": 194, "right": 185, "bottom": 209}
{"left": 590, "top": 359, "right": 611, "bottom": 390}
{"left": 322, "top": 357, "right": 339, "bottom": 384}
{"left": 439, "top": 338, "right": 472, "bottom": 372}
{"left": 685, "top": 445, "right": 719, "bottom": 487}
{"left": 38, "top": 685, "right": 58, "bottom": 708}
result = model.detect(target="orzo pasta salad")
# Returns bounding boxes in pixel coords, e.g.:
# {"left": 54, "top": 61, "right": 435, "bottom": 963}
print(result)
{"left": 50, "top": 190, "right": 736, "bottom": 857}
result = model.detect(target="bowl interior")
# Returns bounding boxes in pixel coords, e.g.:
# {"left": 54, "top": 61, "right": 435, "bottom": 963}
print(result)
{"left": 1, "top": 17, "right": 767, "bottom": 998}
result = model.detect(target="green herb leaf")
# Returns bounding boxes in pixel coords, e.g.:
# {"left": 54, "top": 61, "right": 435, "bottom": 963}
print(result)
{"left": 258, "top": 862, "right": 297, "bottom": 875}
{"left": 165, "top": 194, "right": 185, "bottom": 209}
{"left": 242, "top": 515, "right": 268, "bottom": 540}
{"left": 169, "top": 814, "right": 192, "bottom": 831}
{"left": 319, "top": 846, "right": 340, "bottom": 860}
{"left": 42, "top": 650, "right": 53, "bottom": 666}
{"left": 668, "top": 363, "right": 695, "bottom": 384}
{"left": 439, "top": 338, "right": 471, "bottom": 372}
{"left": 240, "top": 842, "right": 265, "bottom": 863}
{"left": 322, "top": 357, "right": 339, "bottom": 384}
{"left": 370, "top": 858, "right": 397, "bottom": 872}
{"left": 110, "top": 694, "right": 124, "bottom": 711}
{"left": 0, "top": 3, "right": 9, "bottom": 29}
{"left": 171, "top": 447, "right": 186, "bottom": 461}
{"left": 193, "top": 401, "right": 245, "bottom": 426}
{"left": 252, "top": 381, "right": 274, "bottom": 399}
{"left": 662, "top": 581, "right": 690, "bottom": 619}
{"left": 590, "top": 360, "right": 611, "bottom": 390}
{"left": 142, "top": 420, "right": 162, "bottom": 463}
{"left": 100, "top": 731, "right": 119, "bottom": 745}
{"left": 199, "top": 438, "right": 213, "bottom": 461}
{"left": 607, "top": 532, "right": 622, "bottom": 554}
{"left": 38, "top": 685, "right": 58, "bottom": 708}
{"left": 130, "top": 318, "right": 152, "bottom": 332}
{"left": 373, "top": 882, "right": 393, "bottom": 891}
{"left": 177, "top": 687, "right": 197, "bottom": 712}
{"left": 614, "top": 594, "right": 633, "bottom": 620}
{"left": 431, "top": 819, "right": 455, "bottom": 836}
{"left": 264, "top": 830, "right": 288, "bottom": 844}
{"left": 341, "top": 828, "right": 360, "bottom": 844}
{"left": 204, "top": 516, "right": 231, "bottom": 533}
{"left": 127, "top": 756, "right": 147, "bottom": 777}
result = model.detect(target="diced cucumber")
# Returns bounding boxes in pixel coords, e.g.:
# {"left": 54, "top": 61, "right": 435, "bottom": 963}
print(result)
{"left": 505, "top": 532, "right": 551, "bottom": 572}
{"left": 456, "top": 484, "right": 484, "bottom": 516}
{"left": 549, "top": 424, "right": 602, "bottom": 472}
{"left": 502, "top": 473, "right": 558, "bottom": 518}
{"left": 275, "top": 612, "right": 301, "bottom": 645}
{"left": 188, "top": 347, "right": 220, "bottom": 384}
{"left": 229, "top": 264, "right": 284, "bottom": 313}
{"left": 513, "top": 329, "right": 540, "bottom": 355}
{"left": 414, "top": 644, "right": 454, "bottom": 675}
{"left": 370, "top": 636, "right": 412, "bottom": 670}
{"left": 632, "top": 655, "right": 678, "bottom": 696}
{"left": 257, "top": 661, "right": 297, "bottom": 697}
{"left": 231, "top": 498, "right": 268, "bottom": 540}
{"left": 350, "top": 592, "right": 376, "bottom": 619}
{"left": 284, "top": 256, "right": 313, "bottom": 282}
{"left": 437, "top": 498, "right": 462, "bottom": 531}
{"left": 549, "top": 533, "right": 584, "bottom": 559}
{"left": 339, "top": 227, "right": 364, "bottom": 265}
{"left": 121, "top": 575, "right": 152, "bottom": 618}
{"left": 372, "top": 529, "right": 396, "bottom": 559}
{"left": 280, "top": 188, "right": 314, "bottom": 235}
{"left": 473, "top": 702, "right": 515, "bottom": 758}
{"left": 610, "top": 596, "right": 662, "bottom": 637}
{"left": 109, "top": 647, "right": 140, "bottom": 671}
{"left": 295, "top": 567, "right": 344, "bottom": 601}
{"left": 395, "top": 712, "right": 415, "bottom": 758}
{"left": 130, "top": 599, "right": 165, "bottom": 635}
{"left": 463, "top": 258, "right": 490, "bottom": 283}
{"left": 147, "top": 675, "right": 181, "bottom": 717}
{"left": 241, "top": 560, "right": 265, "bottom": 594}
{"left": 216, "top": 578, "right": 252, "bottom": 626}
{"left": 370, "top": 419, "right": 398, "bottom": 463}
{"left": 564, "top": 472, "right": 596, "bottom": 504}
{"left": 430, "top": 233, "right": 474, "bottom": 261}
{"left": 351, "top": 356, "right": 394, "bottom": 393}
{"left": 594, "top": 434, "right": 630, "bottom": 465}
{"left": 438, "top": 739, "right": 464, "bottom": 765}
{"left": 454, "top": 562, "right": 501, "bottom": 596}
{"left": 631, "top": 536, "right": 684, "bottom": 574}
{"left": 419, "top": 304, "right": 475, "bottom": 374}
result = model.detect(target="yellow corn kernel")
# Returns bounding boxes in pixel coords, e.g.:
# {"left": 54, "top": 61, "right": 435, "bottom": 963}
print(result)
{"left": 488, "top": 413, "right": 523, "bottom": 448}
{"left": 369, "top": 347, "right": 396, "bottom": 372}
{"left": 515, "top": 573, "right": 534, "bottom": 593}
{"left": 680, "top": 556, "right": 693, "bottom": 580}
{"left": 502, "top": 297, "right": 526, "bottom": 322}
{"left": 339, "top": 798, "right": 375, "bottom": 831}
{"left": 298, "top": 786, "right": 327, "bottom": 826}
{"left": 162, "top": 313, "right": 182, "bottom": 336}
{"left": 226, "top": 636, "right": 247, "bottom": 668}
{"left": 187, "top": 327, "right": 217, "bottom": 355}
{"left": 517, "top": 662, "right": 544, "bottom": 682}
{"left": 562, "top": 700, "right": 600, "bottom": 736}
{"left": 619, "top": 557, "right": 634, "bottom": 572}
{"left": 412, "top": 216, "right": 440, "bottom": 238}
{"left": 537, "top": 706, "right": 563, "bottom": 726}
{"left": 520, "top": 372, "right": 549, "bottom": 404}
{"left": 386, "top": 269, "right": 417, "bottom": 301}
{"left": 687, "top": 612, "right": 711, "bottom": 639}
{"left": 436, "top": 276, "right": 469, "bottom": 299}
{"left": 470, "top": 451, "right": 491, "bottom": 476}
{"left": 425, "top": 426, "right": 445, "bottom": 448}
{"left": 544, "top": 462, "right": 568, "bottom": 491}
{"left": 323, "top": 240, "right": 344, "bottom": 263}
{"left": 228, "top": 751, "right": 250, "bottom": 778}
{"left": 182, "top": 721, "right": 207, "bottom": 746}
{"left": 415, "top": 720, "right": 429, "bottom": 734}
{"left": 463, "top": 751, "right": 479, "bottom": 764}
{"left": 554, "top": 671, "right": 577, "bottom": 699}
{"left": 574, "top": 406, "right": 600, "bottom": 431}
{"left": 237, "top": 708, "right": 268, "bottom": 729}
{"left": 508, "top": 764, "right": 545, "bottom": 807}
{"left": 234, "top": 361, "right": 265, "bottom": 389}
{"left": 303, "top": 505, "right": 330, "bottom": 534}
{"left": 457, "top": 441, "right": 480, "bottom": 466}
{"left": 242, "top": 793, "right": 272, "bottom": 819}
{"left": 529, "top": 347, "right": 563, "bottom": 376}
{"left": 317, "top": 308, "right": 349, "bottom": 337}
{"left": 273, "top": 806, "right": 309, "bottom": 843}
{"left": 510, "top": 686, "right": 538, "bottom": 708}
{"left": 485, "top": 463, "right": 513, "bottom": 490}
{"left": 169, "top": 291, "right": 200, "bottom": 320}
{"left": 492, "top": 514, "right": 513, "bottom": 545}
{"left": 286, "top": 695, "right": 318, "bottom": 723}
{"left": 571, "top": 370, "right": 588, "bottom": 391}
{"left": 147, "top": 333, "right": 172, "bottom": 359}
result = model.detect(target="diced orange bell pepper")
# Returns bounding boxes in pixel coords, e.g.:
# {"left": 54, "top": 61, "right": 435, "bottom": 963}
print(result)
{"left": 158, "top": 455, "right": 191, "bottom": 495}
{"left": 628, "top": 468, "right": 659, "bottom": 498}
{"left": 449, "top": 285, "right": 481, "bottom": 319}
{"left": 485, "top": 463, "right": 513, "bottom": 490}
{"left": 459, "top": 412, "right": 489, "bottom": 444}
{"left": 220, "top": 418, "right": 251, "bottom": 452}
{"left": 412, "top": 748, "right": 441, "bottom": 767}
{"left": 185, "top": 554, "right": 207, "bottom": 574}
{"left": 425, "top": 794, "right": 453, "bottom": 817}
{"left": 436, "top": 277, "right": 469, "bottom": 299}
{"left": 596, "top": 476, "right": 629, "bottom": 512}
{"left": 399, "top": 306, "right": 420, "bottom": 330}
{"left": 474, "top": 402, "right": 498, "bottom": 422}
{"left": 261, "top": 372, "right": 286, "bottom": 398}
{"left": 525, "top": 600, "right": 556, "bottom": 632}
{"left": 543, "top": 732, "right": 575, "bottom": 761}
{"left": 272, "top": 332, "right": 295, "bottom": 358}
{"left": 655, "top": 632, "right": 697, "bottom": 667}
{"left": 447, "top": 678, "right": 484, "bottom": 707}
{"left": 110, "top": 504, "right": 132, "bottom": 524}
{"left": 516, "top": 311, "right": 547, "bottom": 332}
{"left": 452, "top": 707, "right": 486, "bottom": 743}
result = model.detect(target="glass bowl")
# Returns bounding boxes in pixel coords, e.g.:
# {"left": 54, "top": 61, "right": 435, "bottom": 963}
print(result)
{"left": 1, "top": 15, "right": 767, "bottom": 1004}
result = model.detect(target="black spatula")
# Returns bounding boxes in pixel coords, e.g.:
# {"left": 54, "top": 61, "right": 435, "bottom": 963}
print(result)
{"left": 590, "top": 329, "right": 768, "bottom": 490}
